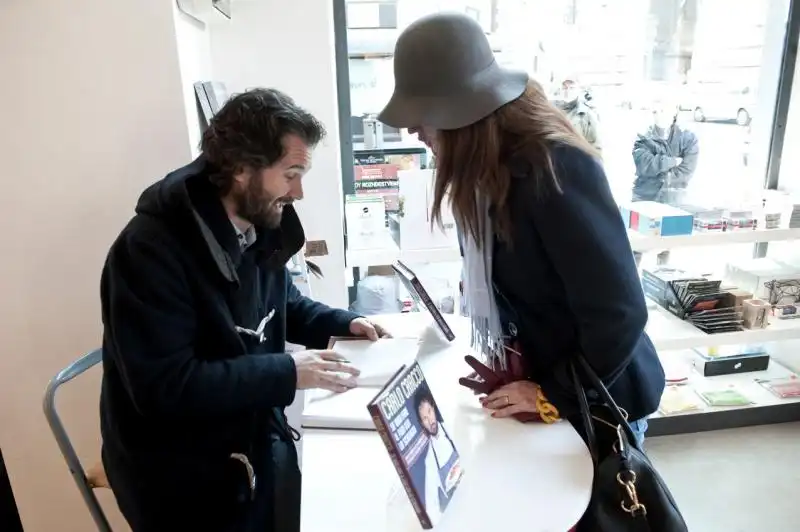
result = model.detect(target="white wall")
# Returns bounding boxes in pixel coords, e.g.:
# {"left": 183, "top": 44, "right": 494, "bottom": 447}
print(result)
{"left": 209, "top": 0, "right": 349, "bottom": 309}
{"left": 173, "top": 5, "right": 215, "bottom": 157}
{"left": 0, "top": 1, "right": 192, "bottom": 530}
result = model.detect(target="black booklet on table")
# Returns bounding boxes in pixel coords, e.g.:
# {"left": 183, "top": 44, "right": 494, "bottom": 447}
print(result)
{"left": 392, "top": 260, "right": 456, "bottom": 341}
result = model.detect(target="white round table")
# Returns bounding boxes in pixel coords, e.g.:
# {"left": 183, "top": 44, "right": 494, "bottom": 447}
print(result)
{"left": 299, "top": 313, "right": 594, "bottom": 531}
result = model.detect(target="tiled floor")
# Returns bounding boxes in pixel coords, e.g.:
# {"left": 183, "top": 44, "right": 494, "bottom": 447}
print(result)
{"left": 646, "top": 422, "right": 799, "bottom": 532}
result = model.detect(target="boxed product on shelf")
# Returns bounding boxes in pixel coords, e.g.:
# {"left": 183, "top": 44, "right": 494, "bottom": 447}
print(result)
{"left": 724, "top": 257, "right": 800, "bottom": 300}
{"left": 628, "top": 201, "right": 694, "bottom": 237}
{"left": 763, "top": 212, "right": 782, "bottom": 230}
{"left": 693, "top": 217, "right": 726, "bottom": 232}
{"left": 725, "top": 288, "right": 754, "bottom": 309}
{"left": 345, "top": 195, "right": 387, "bottom": 251}
{"left": 692, "top": 344, "right": 770, "bottom": 377}
{"left": 722, "top": 209, "right": 758, "bottom": 231}
{"left": 641, "top": 267, "right": 706, "bottom": 308}
{"left": 680, "top": 205, "right": 726, "bottom": 232}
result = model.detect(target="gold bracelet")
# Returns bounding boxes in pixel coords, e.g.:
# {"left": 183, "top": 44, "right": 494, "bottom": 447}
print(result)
{"left": 536, "top": 386, "right": 560, "bottom": 424}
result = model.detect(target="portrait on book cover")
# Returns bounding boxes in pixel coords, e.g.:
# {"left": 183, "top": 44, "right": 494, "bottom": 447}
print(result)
{"left": 407, "top": 383, "right": 462, "bottom": 522}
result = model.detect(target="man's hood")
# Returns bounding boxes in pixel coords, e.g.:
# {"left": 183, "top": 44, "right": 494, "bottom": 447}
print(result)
{"left": 135, "top": 156, "right": 307, "bottom": 283}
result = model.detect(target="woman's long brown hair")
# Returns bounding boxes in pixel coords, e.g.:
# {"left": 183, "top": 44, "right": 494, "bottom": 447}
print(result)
{"left": 431, "top": 79, "right": 598, "bottom": 247}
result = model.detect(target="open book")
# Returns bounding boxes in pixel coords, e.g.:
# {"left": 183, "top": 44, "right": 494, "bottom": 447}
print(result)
{"left": 327, "top": 337, "right": 420, "bottom": 387}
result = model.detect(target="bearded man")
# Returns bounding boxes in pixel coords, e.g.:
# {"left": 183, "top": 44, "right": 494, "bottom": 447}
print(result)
{"left": 99, "top": 88, "right": 385, "bottom": 531}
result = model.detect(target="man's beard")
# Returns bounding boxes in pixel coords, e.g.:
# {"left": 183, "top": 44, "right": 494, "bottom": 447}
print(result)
{"left": 232, "top": 176, "right": 290, "bottom": 229}
{"left": 426, "top": 420, "right": 439, "bottom": 437}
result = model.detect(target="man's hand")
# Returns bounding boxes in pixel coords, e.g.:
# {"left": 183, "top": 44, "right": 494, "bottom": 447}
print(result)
{"left": 291, "top": 349, "right": 360, "bottom": 393}
{"left": 349, "top": 318, "right": 391, "bottom": 341}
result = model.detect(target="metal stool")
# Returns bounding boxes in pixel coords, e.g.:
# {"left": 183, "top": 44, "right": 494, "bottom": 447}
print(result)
{"left": 43, "top": 349, "right": 112, "bottom": 532}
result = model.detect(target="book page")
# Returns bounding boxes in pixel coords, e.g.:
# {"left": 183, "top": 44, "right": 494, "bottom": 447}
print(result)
{"left": 331, "top": 337, "right": 421, "bottom": 387}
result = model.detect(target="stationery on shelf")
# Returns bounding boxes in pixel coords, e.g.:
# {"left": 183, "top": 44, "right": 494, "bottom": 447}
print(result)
{"left": 756, "top": 376, "right": 800, "bottom": 399}
{"left": 659, "top": 386, "right": 703, "bottom": 415}
{"left": 697, "top": 387, "right": 753, "bottom": 407}
{"left": 392, "top": 260, "right": 456, "bottom": 341}
{"left": 368, "top": 361, "right": 464, "bottom": 529}
{"left": 641, "top": 267, "right": 744, "bottom": 334}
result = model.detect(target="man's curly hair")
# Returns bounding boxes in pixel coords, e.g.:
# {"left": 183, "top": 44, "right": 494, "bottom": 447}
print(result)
{"left": 201, "top": 88, "right": 326, "bottom": 193}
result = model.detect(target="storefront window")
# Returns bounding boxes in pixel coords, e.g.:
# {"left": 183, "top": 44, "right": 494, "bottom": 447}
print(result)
{"left": 346, "top": 0, "right": 787, "bottom": 203}
{"left": 342, "top": 0, "right": 794, "bottom": 309}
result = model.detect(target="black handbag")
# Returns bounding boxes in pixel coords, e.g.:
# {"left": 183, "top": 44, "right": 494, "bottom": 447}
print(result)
{"left": 569, "top": 355, "right": 688, "bottom": 532}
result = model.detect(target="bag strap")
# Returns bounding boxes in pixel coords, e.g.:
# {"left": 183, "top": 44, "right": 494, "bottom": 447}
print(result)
{"left": 571, "top": 354, "right": 641, "bottom": 451}
{"left": 569, "top": 361, "right": 599, "bottom": 462}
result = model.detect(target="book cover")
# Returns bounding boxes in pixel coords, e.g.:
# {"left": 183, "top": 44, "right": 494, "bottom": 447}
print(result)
{"left": 392, "top": 260, "right": 456, "bottom": 342}
{"left": 367, "top": 362, "right": 464, "bottom": 529}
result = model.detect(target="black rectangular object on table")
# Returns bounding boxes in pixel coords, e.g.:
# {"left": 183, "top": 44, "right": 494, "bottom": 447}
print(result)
{"left": 692, "top": 345, "right": 771, "bottom": 377}
{"left": 693, "top": 353, "right": 771, "bottom": 377}
{"left": 392, "top": 260, "right": 455, "bottom": 341}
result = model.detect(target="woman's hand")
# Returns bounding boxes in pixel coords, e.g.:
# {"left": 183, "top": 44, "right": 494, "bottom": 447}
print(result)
{"left": 480, "top": 380, "right": 541, "bottom": 418}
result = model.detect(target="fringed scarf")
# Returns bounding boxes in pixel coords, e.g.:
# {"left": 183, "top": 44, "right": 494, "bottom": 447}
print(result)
{"left": 459, "top": 195, "right": 507, "bottom": 371}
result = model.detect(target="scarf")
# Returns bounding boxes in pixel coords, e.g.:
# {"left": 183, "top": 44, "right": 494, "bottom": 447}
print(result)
{"left": 459, "top": 195, "right": 506, "bottom": 370}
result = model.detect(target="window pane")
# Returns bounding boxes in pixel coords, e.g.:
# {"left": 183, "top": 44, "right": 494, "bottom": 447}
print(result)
{"left": 343, "top": 0, "right": 793, "bottom": 311}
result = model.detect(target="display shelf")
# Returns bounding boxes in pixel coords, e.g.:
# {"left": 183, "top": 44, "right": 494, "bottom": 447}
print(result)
{"left": 348, "top": 225, "right": 800, "bottom": 266}
{"left": 627, "top": 227, "right": 800, "bottom": 253}
{"left": 346, "top": 231, "right": 461, "bottom": 268}
{"left": 303, "top": 313, "right": 800, "bottom": 435}
{"left": 646, "top": 305, "right": 800, "bottom": 351}
{"left": 648, "top": 348, "right": 800, "bottom": 436}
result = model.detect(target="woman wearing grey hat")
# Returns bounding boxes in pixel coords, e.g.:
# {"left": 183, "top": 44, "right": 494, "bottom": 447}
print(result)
{"left": 379, "top": 14, "right": 664, "bottom": 451}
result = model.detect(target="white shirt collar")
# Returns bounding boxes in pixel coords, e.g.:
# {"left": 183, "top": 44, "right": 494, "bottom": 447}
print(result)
{"left": 231, "top": 221, "right": 257, "bottom": 251}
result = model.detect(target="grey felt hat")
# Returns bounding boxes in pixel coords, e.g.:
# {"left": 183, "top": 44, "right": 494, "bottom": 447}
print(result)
{"left": 378, "top": 12, "right": 529, "bottom": 131}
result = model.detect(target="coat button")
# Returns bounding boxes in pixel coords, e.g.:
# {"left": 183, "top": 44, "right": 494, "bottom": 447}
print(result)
{"left": 508, "top": 322, "right": 518, "bottom": 337}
